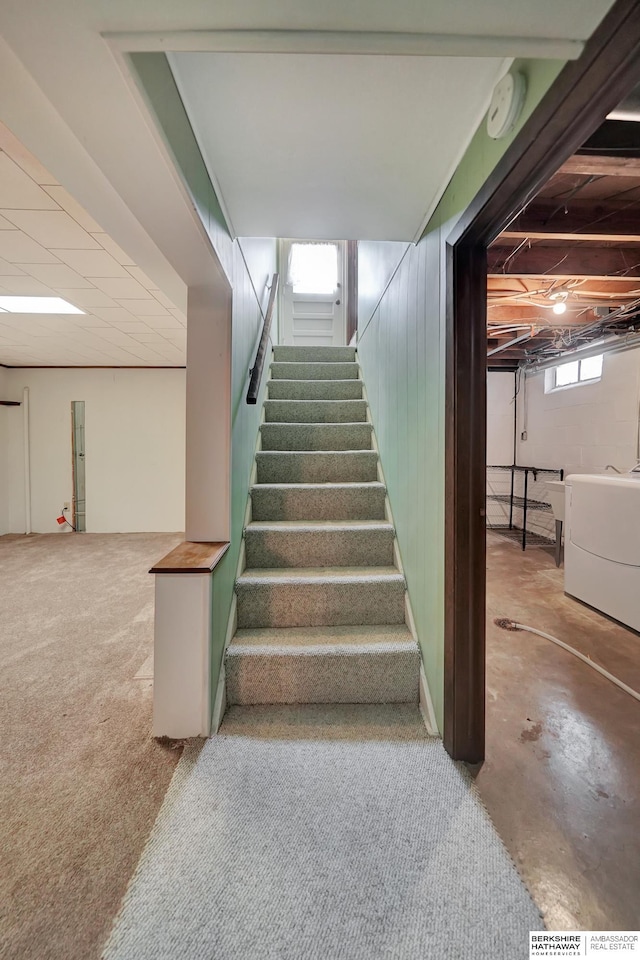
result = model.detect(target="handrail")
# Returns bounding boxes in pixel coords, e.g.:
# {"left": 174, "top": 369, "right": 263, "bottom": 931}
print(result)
{"left": 246, "top": 273, "right": 279, "bottom": 404}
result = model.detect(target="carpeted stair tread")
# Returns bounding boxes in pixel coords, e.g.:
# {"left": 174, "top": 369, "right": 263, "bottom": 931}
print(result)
{"left": 264, "top": 399, "right": 367, "bottom": 423}
{"left": 235, "top": 567, "right": 406, "bottom": 628}
{"left": 244, "top": 521, "right": 395, "bottom": 567}
{"left": 256, "top": 450, "right": 378, "bottom": 483}
{"left": 230, "top": 623, "right": 416, "bottom": 651}
{"left": 267, "top": 378, "right": 363, "bottom": 401}
{"left": 271, "top": 361, "right": 359, "bottom": 380}
{"left": 250, "top": 482, "right": 387, "bottom": 521}
{"left": 226, "top": 634, "right": 419, "bottom": 705}
{"left": 238, "top": 565, "right": 403, "bottom": 583}
{"left": 273, "top": 345, "right": 356, "bottom": 363}
{"left": 260, "top": 422, "right": 372, "bottom": 451}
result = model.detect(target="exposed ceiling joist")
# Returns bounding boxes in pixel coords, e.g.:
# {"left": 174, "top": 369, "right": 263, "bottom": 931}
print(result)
{"left": 559, "top": 154, "right": 640, "bottom": 177}
{"left": 488, "top": 244, "right": 640, "bottom": 279}
{"left": 503, "top": 199, "right": 640, "bottom": 242}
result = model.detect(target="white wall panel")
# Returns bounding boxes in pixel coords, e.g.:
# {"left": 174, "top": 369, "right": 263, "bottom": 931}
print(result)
{"left": 4, "top": 367, "right": 185, "bottom": 533}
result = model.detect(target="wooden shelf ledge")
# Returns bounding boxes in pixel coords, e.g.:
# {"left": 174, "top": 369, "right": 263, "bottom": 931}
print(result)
{"left": 150, "top": 541, "right": 230, "bottom": 575}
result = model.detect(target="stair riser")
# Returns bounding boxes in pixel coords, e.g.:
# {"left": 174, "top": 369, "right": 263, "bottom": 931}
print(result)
{"left": 250, "top": 485, "right": 387, "bottom": 521}
{"left": 267, "top": 380, "right": 363, "bottom": 401}
{"left": 256, "top": 452, "right": 378, "bottom": 484}
{"left": 260, "top": 423, "right": 372, "bottom": 452}
{"left": 273, "top": 346, "right": 356, "bottom": 363}
{"left": 245, "top": 529, "right": 395, "bottom": 568}
{"left": 271, "top": 362, "right": 359, "bottom": 381}
{"left": 236, "top": 580, "right": 406, "bottom": 628}
{"left": 264, "top": 400, "right": 367, "bottom": 423}
{"left": 226, "top": 650, "right": 420, "bottom": 704}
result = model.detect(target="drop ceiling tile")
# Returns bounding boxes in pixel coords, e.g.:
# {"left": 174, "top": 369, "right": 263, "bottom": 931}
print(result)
{"left": 89, "top": 277, "right": 149, "bottom": 299}
{"left": 0, "top": 324, "right": 23, "bottom": 342}
{"left": 41, "top": 186, "right": 104, "bottom": 233}
{"left": 144, "top": 314, "right": 184, "bottom": 329}
{"left": 90, "top": 307, "right": 140, "bottom": 323}
{"left": 0, "top": 258, "right": 25, "bottom": 276}
{"left": 148, "top": 288, "right": 178, "bottom": 309}
{"left": 91, "top": 233, "right": 135, "bottom": 265}
{"left": 112, "top": 322, "right": 154, "bottom": 334}
{"left": 0, "top": 276, "right": 56, "bottom": 296}
{"left": 129, "top": 333, "right": 165, "bottom": 343}
{"left": 56, "top": 288, "right": 118, "bottom": 308}
{"left": 75, "top": 314, "right": 112, "bottom": 328}
{"left": 54, "top": 249, "right": 129, "bottom": 278}
{"left": 3, "top": 210, "right": 100, "bottom": 249}
{"left": 18, "top": 263, "right": 95, "bottom": 288}
{"left": 0, "top": 154, "right": 61, "bottom": 209}
{"left": 117, "top": 298, "right": 169, "bottom": 316}
{"left": 0, "top": 232, "right": 59, "bottom": 264}
{"left": 124, "top": 265, "right": 156, "bottom": 290}
{"left": 95, "top": 328, "right": 142, "bottom": 347}
{"left": 0, "top": 215, "right": 17, "bottom": 230}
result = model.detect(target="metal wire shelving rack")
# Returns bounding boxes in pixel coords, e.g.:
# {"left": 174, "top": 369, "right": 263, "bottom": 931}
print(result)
{"left": 486, "top": 465, "right": 564, "bottom": 550}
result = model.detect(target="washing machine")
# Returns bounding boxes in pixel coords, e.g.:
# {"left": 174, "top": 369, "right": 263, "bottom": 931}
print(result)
{"left": 564, "top": 472, "right": 640, "bottom": 631}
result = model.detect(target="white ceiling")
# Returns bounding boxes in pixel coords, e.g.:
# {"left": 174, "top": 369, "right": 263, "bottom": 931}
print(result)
{"left": 169, "top": 53, "right": 505, "bottom": 241}
{"left": 0, "top": 126, "right": 185, "bottom": 367}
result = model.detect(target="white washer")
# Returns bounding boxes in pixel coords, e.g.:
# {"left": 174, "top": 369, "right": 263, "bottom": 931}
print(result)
{"left": 565, "top": 473, "right": 640, "bottom": 632}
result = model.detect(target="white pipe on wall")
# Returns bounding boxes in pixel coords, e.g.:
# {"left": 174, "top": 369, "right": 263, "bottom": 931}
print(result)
{"left": 22, "top": 386, "right": 31, "bottom": 535}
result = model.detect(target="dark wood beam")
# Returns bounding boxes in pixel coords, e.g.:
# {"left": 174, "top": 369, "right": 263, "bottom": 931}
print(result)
{"left": 502, "top": 199, "right": 640, "bottom": 242}
{"left": 488, "top": 243, "right": 640, "bottom": 278}
{"left": 559, "top": 154, "right": 640, "bottom": 177}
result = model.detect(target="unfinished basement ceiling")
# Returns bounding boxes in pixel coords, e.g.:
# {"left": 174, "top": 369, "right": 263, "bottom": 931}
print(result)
{"left": 487, "top": 111, "right": 640, "bottom": 369}
{"left": 0, "top": 126, "right": 185, "bottom": 367}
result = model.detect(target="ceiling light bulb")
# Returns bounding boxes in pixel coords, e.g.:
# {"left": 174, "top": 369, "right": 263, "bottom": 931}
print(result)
{"left": 552, "top": 301, "right": 567, "bottom": 315}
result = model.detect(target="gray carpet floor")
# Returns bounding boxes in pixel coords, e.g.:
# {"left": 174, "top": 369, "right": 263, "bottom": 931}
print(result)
{"left": 0, "top": 532, "right": 183, "bottom": 960}
{"left": 103, "top": 704, "right": 543, "bottom": 960}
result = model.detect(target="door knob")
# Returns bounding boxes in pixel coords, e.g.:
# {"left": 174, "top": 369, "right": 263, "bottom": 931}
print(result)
{"left": 335, "top": 299, "right": 341, "bottom": 305}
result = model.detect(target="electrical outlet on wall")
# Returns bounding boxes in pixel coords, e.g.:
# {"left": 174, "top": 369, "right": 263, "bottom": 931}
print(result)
{"left": 63, "top": 502, "right": 70, "bottom": 511}
{"left": 521, "top": 430, "right": 528, "bottom": 441}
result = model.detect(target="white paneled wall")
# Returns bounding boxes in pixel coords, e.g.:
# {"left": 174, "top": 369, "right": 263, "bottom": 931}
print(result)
{"left": 3, "top": 367, "right": 185, "bottom": 534}
{"left": 517, "top": 348, "right": 640, "bottom": 476}
{"left": 487, "top": 372, "right": 516, "bottom": 465}
{"left": 487, "top": 372, "right": 516, "bottom": 527}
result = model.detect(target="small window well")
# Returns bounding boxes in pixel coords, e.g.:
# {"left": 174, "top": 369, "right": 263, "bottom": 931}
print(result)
{"left": 545, "top": 354, "right": 603, "bottom": 392}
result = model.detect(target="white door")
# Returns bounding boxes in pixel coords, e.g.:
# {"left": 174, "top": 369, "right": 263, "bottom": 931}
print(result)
{"left": 280, "top": 240, "right": 346, "bottom": 346}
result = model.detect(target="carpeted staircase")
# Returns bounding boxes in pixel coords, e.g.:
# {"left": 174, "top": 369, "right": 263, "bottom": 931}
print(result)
{"left": 226, "top": 345, "right": 420, "bottom": 706}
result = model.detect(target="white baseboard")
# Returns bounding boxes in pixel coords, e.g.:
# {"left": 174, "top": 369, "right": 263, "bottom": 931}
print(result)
{"left": 419, "top": 664, "right": 438, "bottom": 736}
{"left": 211, "top": 664, "right": 227, "bottom": 734}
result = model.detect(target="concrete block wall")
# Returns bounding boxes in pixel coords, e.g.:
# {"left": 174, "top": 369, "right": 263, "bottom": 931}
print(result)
{"left": 517, "top": 348, "right": 640, "bottom": 476}
{"left": 488, "top": 348, "right": 640, "bottom": 541}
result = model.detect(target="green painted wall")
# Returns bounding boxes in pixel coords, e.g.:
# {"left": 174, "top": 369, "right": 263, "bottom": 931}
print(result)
{"left": 427, "top": 58, "right": 565, "bottom": 231}
{"left": 129, "top": 52, "right": 276, "bottom": 722}
{"left": 359, "top": 57, "right": 566, "bottom": 732}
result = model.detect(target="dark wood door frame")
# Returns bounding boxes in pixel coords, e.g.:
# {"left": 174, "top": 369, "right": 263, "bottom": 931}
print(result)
{"left": 444, "top": 0, "right": 640, "bottom": 762}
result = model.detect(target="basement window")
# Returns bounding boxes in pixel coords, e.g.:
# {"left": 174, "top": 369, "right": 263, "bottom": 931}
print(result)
{"left": 545, "top": 354, "right": 603, "bottom": 392}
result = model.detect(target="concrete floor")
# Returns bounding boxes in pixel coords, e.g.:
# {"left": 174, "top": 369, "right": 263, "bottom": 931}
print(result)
{"left": 478, "top": 532, "right": 640, "bottom": 931}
